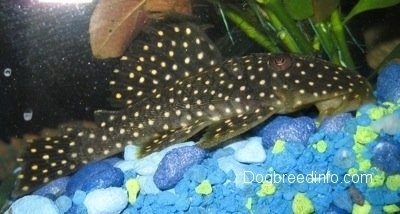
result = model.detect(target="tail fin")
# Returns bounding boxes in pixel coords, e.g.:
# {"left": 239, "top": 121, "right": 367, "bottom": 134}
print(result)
{"left": 12, "top": 122, "right": 122, "bottom": 197}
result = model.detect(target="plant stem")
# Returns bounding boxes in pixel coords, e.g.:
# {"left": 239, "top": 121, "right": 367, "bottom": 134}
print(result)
{"left": 330, "top": 9, "right": 356, "bottom": 69}
{"left": 311, "top": 20, "right": 340, "bottom": 64}
{"left": 264, "top": 9, "right": 301, "bottom": 53}
{"left": 257, "top": 0, "right": 314, "bottom": 54}
{"left": 223, "top": 4, "right": 281, "bottom": 53}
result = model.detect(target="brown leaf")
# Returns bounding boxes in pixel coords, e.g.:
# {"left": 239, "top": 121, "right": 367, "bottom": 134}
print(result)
{"left": 90, "top": 0, "right": 149, "bottom": 59}
{"left": 145, "top": 0, "right": 192, "bottom": 17}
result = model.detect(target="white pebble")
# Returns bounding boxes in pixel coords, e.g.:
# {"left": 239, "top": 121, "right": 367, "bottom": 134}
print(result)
{"left": 224, "top": 137, "right": 247, "bottom": 151}
{"left": 113, "top": 160, "right": 136, "bottom": 172}
{"left": 234, "top": 137, "right": 267, "bottom": 163}
{"left": 371, "top": 110, "right": 400, "bottom": 135}
{"left": 133, "top": 153, "right": 164, "bottom": 175}
{"left": 137, "top": 175, "right": 161, "bottom": 194}
{"left": 7, "top": 195, "right": 59, "bottom": 214}
{"left": 83, "top": 187, "right": 128, "bottom": 214}
{"left": 123, "top": 144, "right": 140, "bottom": 161}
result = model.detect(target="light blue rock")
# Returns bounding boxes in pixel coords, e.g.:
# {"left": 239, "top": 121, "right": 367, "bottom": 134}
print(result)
{"left": 72, "top": 190, "right": 87, "bottom": 205}
{"left": 123, "top": 144, "right": 140, "bottom": 161}
{"left": 371, "top": 109, "right": 400, "bottom": 135}
{"left": 7, "top": 195, "right": 59, "bottom": 214}
{"left": 55, "top": 195, "right": 72, "bottom": 213}
{"left": 137, "top": 175, "right": 161, "bottom": 194}
{"left": 132, "top": 152, "right": 164, "bottom": 176}
{"left": 83, "top": 187, "right": 128, "bottom": 214}
{"left": 217, "top": 156, "right": 248, "bottom": 188}
{"left": 114, "top": 160, "right": 136, "bottom": 172}
{"left": 234, "top": 137, "right": 266, "bottom": 163}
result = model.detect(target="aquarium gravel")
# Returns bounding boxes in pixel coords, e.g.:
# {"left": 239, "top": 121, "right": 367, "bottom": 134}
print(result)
{"left": 6, "top": 63, "right": 400, "bottom": 213}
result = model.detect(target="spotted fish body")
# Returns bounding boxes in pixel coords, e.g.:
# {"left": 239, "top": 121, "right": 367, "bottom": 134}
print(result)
{"left": 13, "top": 20, "right": 373, "bottom": 196}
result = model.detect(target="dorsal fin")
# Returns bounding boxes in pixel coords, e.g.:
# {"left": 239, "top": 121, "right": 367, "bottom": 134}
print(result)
{"left": 108, "top": 21, "right": 223, "bottom": 108}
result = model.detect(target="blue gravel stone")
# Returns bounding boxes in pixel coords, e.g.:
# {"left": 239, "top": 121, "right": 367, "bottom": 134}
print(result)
{"left": 313, "top": 193, "right": 332, "bottom": 212}
{"left": 282, "top": 188, "right": 295, "bottom": 200}
{"left": 66, "top": 161, "right": 124, "bottom": 196}
{"left": 332, "top": 190, "right": 352, "bottom": 212}
{"left": 285, "top": 140, "right": 306, "bottom": 158}
{"left": 258, "top": 116, "right": 316, "bottom": 148}
{"left": 384, "top": 191, "right": 400, "bottom": 204}
{"left": 371, "top": 206, "right": 384, "bottom": 214}
{"left": 122, "top": 207, "right": 138, "bottom": 214}
{"left": 66, "top": 204, "right": 87, "bottom": 214}
{"left": 371, "top": 139, "right": 400, "bottom": 174}
{"left": 333, "top": 147, "right": 356, "bottom": 169}
{"left": 356, "top": 114, "right": 372, "bottom": 126}
{"left": 190, "top": 194, "right": 203, "bottom": 206}
{"left": 297, "top": 149, "right": 314, "bottom": 165}
{"left": 186, "top": 165, "right": 207, "bottom": 183}
{"left": 293, "top": 181, "right": 309, "bottom": 192}
{"left": 332, "top": 135, "right": 353, "bottom": 149}
{"left": 122, "top": 169, "right": 137, "bottom": 181}
{"left": 325, "top": 204, "right": 349, "bottom": 214}
{"left": 376, "top": 63, "right": 400, "bottom": 103}
{"left": 207, "top": 168, "right": 227, "bottom": 184}
{"left": 175, "top": 196, "right": 190, "bottom": 211}
{"left": 33, "top": 176, "right": 70, "bottom": 198}
{"left": 271, "top": 151, "right": 297, "bottom": 174}
{"left": 72, "top": 190, "right": 87, "bottom": 205}
{"left": 174, "top": 180, "right": 190, "bottom": 196}
{"left": 157, "top": 191, "right": 177, "bottom": 206}
{"left": 365, "top": 188, "right": 385, "bottom": 205}
{"left": 319, "top": 113, "right": 353, "bottom": 134}
{"left": 219, "top": 195, "right": 238, "bottom": 212}
{"left": 143, "top": 194, "right": 156, "bottom": 206}
{"left": 55, "top": 195, "right": 72, "bottom": 213}
{"left": 153, "top": 146, "right": 206, "bottom": 190}
{"left": 140, "top": 206, "right": 154, "bottom": 213}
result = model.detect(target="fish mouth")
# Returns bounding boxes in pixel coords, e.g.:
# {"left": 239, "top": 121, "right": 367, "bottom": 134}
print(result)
{"left": 314, "top": 92, "right": 375, "bottom": 120}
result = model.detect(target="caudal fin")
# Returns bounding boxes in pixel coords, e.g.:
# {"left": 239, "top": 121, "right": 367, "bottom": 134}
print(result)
{"left": 13, "top": 122, "right": 123, "bottom": 197}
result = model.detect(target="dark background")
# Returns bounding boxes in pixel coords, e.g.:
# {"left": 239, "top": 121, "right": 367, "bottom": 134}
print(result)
{"left": 0, "top": 0, "right": 399, "bottom": 142}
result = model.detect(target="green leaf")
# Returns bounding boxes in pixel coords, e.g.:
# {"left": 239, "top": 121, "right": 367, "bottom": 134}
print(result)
{"left": 345, "top": 0, "right": 400, "bottom": 22}
{"left": 283, "top": 0, "right": 313, "bottom": 20}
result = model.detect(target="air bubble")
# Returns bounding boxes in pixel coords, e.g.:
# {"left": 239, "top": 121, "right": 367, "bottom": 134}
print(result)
{"left": 3, "top": 68, "right": 12, "bottom": 77}
{"left": 23, "top": 108, "right": 33, "bottom": 121}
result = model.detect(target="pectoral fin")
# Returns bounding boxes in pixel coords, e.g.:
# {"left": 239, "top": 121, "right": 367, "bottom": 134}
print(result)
{"left": 197, "top": 108, "right": 277, "bottom": 149}
{"left": 138, "top": 121, "right": 211, "bottom": 157}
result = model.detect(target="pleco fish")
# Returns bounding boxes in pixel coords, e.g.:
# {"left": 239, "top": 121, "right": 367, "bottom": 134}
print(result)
{"left": 13, "top": 20, "right": 374, "bottom": 196}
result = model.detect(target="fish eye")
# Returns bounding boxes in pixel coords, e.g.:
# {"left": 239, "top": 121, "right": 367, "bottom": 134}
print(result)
{"left": 269, "top": 54, "right": 292, "bottom": 71}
